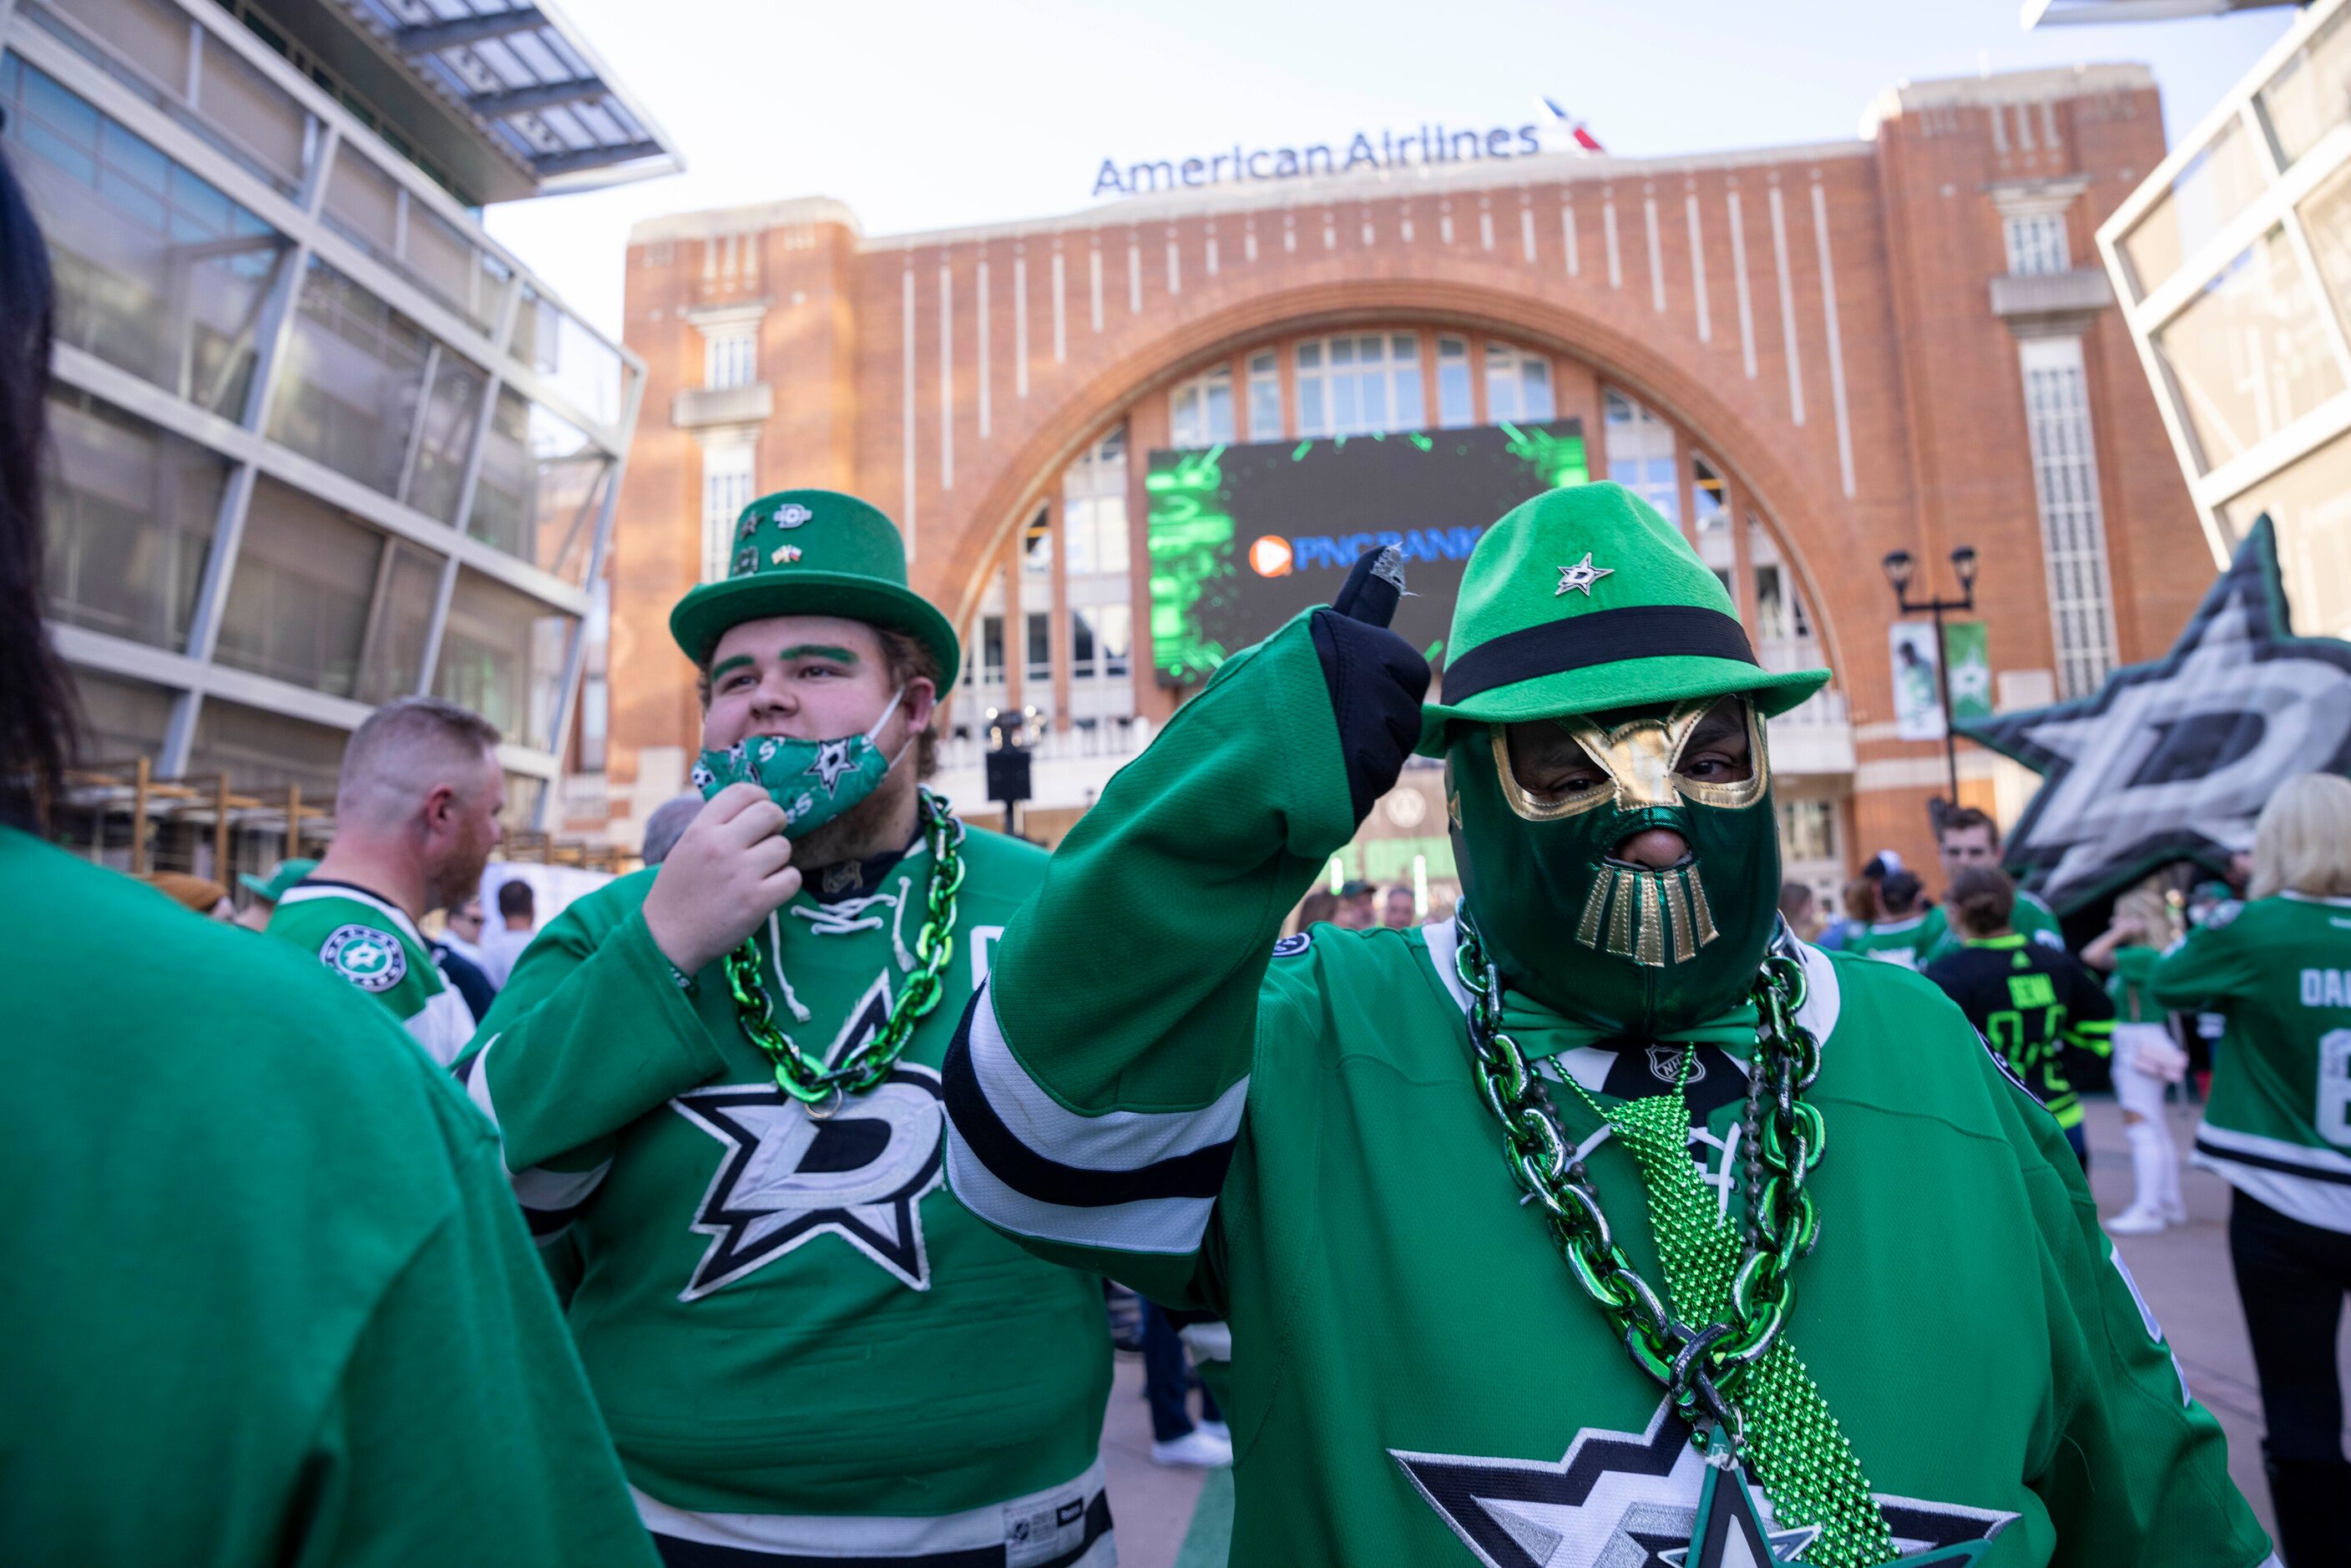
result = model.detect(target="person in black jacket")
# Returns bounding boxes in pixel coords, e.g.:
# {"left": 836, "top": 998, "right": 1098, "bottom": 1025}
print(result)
{"left": 1925, "top": 866, "right": 2115, "bottom": 1172}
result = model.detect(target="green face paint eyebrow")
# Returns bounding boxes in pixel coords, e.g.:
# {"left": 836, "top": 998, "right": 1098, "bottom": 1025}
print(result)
{"left": 776, "top": 645, "right": 859, "bottom": 665}
{"left": 709, "top": 655, "right": 756, "bottom": 682}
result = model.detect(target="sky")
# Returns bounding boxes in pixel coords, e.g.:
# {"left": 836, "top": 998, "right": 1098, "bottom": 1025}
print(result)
{"left": 486, "top": 0, "right": 2302, "bottom": 341}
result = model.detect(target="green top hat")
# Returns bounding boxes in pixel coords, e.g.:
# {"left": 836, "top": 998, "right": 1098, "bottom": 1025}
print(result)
{"left": 1418, "top": 482, "right": 1828, "bottom": 754}
{"left": 670, "top": 489, "right": 960, "bottom": 688}
{"left": 239, "top": 857, "right": 317, "bottom": 903}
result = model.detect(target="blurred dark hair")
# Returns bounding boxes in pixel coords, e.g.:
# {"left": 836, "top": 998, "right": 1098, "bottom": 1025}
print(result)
{"left": 0, "top": 141, "right": 74, "bottom": 830}
{"left": 497, "top": 879, "right": 536, "bottom": 919}
{"left": 1949, "top": 866, "right": 2016, "bottom": 937}
{"left": 1938, "top": 806, "right": 1999, "bottom": 846}
{"left": 1776, "top": 880, "right": 1815, "bottom": 921}
{"left": 1294, "top": 890, "right": 1338, "bottom": 933}
{"left": 1878, "top": 870, "right": 1924, "bottom": 917}
{"left": 1839, "top": 873, "right": 1880, "bottom": 925}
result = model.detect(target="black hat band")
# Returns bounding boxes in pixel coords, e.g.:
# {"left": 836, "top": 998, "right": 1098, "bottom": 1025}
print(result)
{"left": 1440, "top": 604, "right": 1758, "bottom": 702}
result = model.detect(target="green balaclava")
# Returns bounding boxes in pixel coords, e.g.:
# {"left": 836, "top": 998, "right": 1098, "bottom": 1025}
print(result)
{"left": 1420, "top": 483, "right": 1830, "bottom": 1036}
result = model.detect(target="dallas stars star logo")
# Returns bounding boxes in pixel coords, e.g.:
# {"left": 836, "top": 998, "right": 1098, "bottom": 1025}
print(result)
{"left": 805, "top": 737, "right": 861, "bottom": 796}
{"left": 1557, "top": 553, "right": 1615, "bottom": 598}
{"left": 671, "top": 974, "right": 944, "bottom": 1299}
{"left": 1391, "top": 1397, "right": 2015, "bottom": 1567}
{"left": 1963, "top": 516, "right": 2351, "bottom": 912}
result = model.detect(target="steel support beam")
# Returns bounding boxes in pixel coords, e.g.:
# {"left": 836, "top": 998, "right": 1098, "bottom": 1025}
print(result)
{"left": 394, "top": 8, "right": 545, "bottom": 53}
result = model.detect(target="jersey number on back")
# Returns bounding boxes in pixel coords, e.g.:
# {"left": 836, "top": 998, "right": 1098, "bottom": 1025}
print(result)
{"left": 2319, "top": 1029, "right": 2351, "bottom": 1148}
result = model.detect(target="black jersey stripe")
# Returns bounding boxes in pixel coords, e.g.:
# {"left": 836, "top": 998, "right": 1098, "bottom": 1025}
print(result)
{"left": 941, "top": 991, "right": 1235, "bottom": 1208}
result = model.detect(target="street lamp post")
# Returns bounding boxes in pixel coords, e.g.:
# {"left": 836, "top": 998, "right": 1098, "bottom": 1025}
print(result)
{"left": 1880, "top": 545, "right": 1980, "bottom": 809}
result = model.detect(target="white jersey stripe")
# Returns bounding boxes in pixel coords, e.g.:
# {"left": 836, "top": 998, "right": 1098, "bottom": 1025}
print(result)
{"left": 2194, "top": 1120, "right": 2351, "bottom": 1176}
{"left": 968, "top": 986, "right": 1247, "bottom": 1171}
{"left": 632, "top": 1454, "right": 1107, "bottom": 1556}
{"left": 943, "top": 1130, "right": 1216, "bottom": 1255}
{"left": 510, "top": 1159, "right": 612, "bottom": 1213}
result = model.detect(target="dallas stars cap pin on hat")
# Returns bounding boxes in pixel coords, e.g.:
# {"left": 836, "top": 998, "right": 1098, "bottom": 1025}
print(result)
{"left": 669, "top": 488, "right": 960, "bottom": 687}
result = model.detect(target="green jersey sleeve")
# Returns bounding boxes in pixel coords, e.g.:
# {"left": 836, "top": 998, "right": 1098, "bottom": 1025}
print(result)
{"left": 454, "top": 878, "right": 726, "bottom": 1253}
{"left": 291, "top": 1134, "right": 660, "bottom": 1568}
{"left": 2147, "top": 916, "right": 2256, "bottom": 1014}
{"left": 943, "top": 614, "right": 1357, "bottom": 1302}
{"left": 266, "top": 888, "right": 476, "bottom": 1066}
{"left": 1987, "top": 1049, "right": 2272, "bottom": 1565}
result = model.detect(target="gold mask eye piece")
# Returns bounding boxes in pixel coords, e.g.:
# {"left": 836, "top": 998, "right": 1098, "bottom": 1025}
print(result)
{"left": 1489, "top": 698, "right": 1770, "bottom": 822}
{"left": 1491, "top": 724, "right": 1615, "bottom": 821}
{"left": 1667, "top": 699, "right": 1770, "bottom": 809}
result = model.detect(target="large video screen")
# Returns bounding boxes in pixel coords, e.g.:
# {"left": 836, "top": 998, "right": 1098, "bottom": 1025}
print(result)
{"left": 1145, "top": 420, "right": 1586, "bottom": 683}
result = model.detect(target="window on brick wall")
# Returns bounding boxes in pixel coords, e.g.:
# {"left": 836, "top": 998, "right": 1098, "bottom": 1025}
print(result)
{"left": 1170, "top": 366, "right": 1234, "bottom": 448}
{"left": 1485, "top": 341, "right": 1555, "bottom": 422}
{"left": 1295, "top": 333, "right": 1424, "bottom": 436}
{"left": 2004, "top": 212, "right": 2070, "bottom": 277}
{"left": 1247, "top": 351, "right": 1283, "bottom": 440}
{"left": 1605, "top": 390, "right": 1678, "bottom": 527}
{"left": 700, "top": 442, "right": 755, "bottom": 584}
{"left": 2018, "top": 336, "right": 2120, "bottom": 697}
{"left": 703, "top": 326, "right": 756, "bottom": 390}
{"left": 1437, "top": 336, "right": 1475, "bottom": 427}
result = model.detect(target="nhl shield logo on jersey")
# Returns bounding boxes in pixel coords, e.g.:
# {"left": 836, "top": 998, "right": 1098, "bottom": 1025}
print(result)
{"left": 671, "top": 974, "right": 946, "bottom": 1298}
{"left": 319, "top": 923, "right": 406, "bottom": 993}
{"left": 1390, "top": 1397, "right": 2015, "bottom": 1567}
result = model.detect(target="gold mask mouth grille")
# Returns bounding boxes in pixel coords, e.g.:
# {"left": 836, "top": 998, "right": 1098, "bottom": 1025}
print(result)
{"left": 1573, "top": 862, "right": 1722, "bottom": 968}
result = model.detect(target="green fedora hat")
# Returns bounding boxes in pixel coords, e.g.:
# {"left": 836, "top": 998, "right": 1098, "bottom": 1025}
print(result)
{"left": 1418, "top": 482, "right": 1828, "bottom": 754}
{"left": 670, "top": 488, "right": 959, "bottom": 687}
{"left": 238, "top": 857, "right": 316, "bottom": 903}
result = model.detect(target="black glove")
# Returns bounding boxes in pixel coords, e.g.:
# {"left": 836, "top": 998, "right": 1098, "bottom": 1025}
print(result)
{"left": 1310, "top": 547, "right": 1432, "bottom": 826}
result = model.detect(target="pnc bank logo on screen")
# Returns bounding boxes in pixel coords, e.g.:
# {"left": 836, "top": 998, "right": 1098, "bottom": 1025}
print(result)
{"left": 1249, "top": 527, "right": 1487, "bottom": 576}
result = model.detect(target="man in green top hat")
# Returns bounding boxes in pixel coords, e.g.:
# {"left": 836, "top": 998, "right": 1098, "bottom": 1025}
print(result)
{"left": 457, "top": 491, "right": 1115, "bottom": 1565}
{"left": 945, "top": 483, "right": 2269, "bottom": 1565}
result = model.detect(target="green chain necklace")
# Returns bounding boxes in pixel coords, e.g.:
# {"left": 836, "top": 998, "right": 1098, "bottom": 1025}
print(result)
{"left": 722, "top": 787, "right": 967, "bottom": 1118}
{"left": 1455, "top": 917, "right": 1902, "bottom": 1567}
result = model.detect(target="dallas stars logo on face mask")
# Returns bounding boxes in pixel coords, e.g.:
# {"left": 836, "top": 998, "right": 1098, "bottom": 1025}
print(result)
{"left": 1391, "top": 1397, "right": 2015, "bottom": 1567}
{"left": 1964, "top": 516, "right": 2351, "bottom": 912}
{"left": 671, "top": 974, "right": 946, "bottom": 1298}
{"left": 806, "top": 737, "right": 861, "bottom": 797}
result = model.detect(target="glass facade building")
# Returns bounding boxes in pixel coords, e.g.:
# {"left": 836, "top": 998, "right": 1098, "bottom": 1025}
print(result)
{"left": 8, "top": 0, "right": 665, "bottom": 829}
{"left": 2101, "top": 0, "right": 2351, "bottom": 640}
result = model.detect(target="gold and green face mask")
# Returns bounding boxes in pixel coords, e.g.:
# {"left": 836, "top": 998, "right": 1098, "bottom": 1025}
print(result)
{"left": 1449, "top": 698, "right": 1780, "bottom": 1035}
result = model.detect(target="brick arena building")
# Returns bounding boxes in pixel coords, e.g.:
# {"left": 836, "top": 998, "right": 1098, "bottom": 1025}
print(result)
{"left": 583, "top": 63, "right": 2205, "bottom": 910}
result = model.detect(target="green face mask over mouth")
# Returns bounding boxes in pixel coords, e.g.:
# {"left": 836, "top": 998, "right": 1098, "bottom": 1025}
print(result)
{"left": 1448, "top": 698, "right": 1781, "bottom": 1037}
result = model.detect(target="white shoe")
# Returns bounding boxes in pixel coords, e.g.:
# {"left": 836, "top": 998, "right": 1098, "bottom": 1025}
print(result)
{"left": 1197, "top": 1419, "right": 1231, "bottom": 1444}
{"left": 2105, "top": 1206, "right": 2167, "bottom": 1236}
{"left": 1150, "top": 1429, "right": 1233, "bottom": 1468}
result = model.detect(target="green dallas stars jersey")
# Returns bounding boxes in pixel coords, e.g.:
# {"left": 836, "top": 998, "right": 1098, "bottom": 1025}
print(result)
{"left": 943, "top": 616, "right": 2269, "bottom": 1568}
{"left": 0, "top": 831, "right": 655, "bottom": 1568}
{"left": 2151, "top": 893, "right": 2351, "bottom": 1232}
{"left": 456, "top": 824, "right": 1115, "bottom": 1565}
{"left": 268, "top": 879, "right": 476, "bottom": 1066}
{"left": 1915, "top": 893, "right": 2065, "bottom": 969}
{"left": 1833, "top": 913, "right": 1932, "bottom": 969}
{"left": 1923, "top": 937, "right": 2114, "bottom": 1131}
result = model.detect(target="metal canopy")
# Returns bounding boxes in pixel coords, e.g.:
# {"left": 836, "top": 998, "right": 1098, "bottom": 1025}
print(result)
{"left": 336, "top": 0, "right": 682, "bottom": 195}
{"left": 2022, "top": 0, "right": 2302, "bottom": 26}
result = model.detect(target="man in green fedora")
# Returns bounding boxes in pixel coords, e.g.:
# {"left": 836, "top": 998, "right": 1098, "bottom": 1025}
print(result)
{"left": 945, "top": 483, "right": 2270, "bottom": 1565}
{"left": 458, "top": 490, "right": 1115, "bottom": 1565}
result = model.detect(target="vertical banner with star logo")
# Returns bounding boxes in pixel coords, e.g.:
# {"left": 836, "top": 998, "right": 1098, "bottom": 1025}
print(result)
{"left": 1943, "top": 621, "right": 1993, "bottom": 727}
